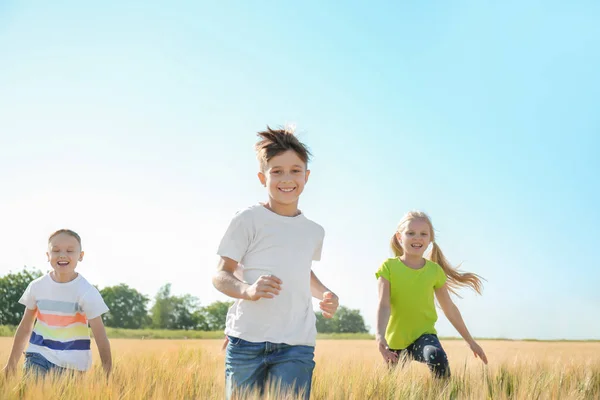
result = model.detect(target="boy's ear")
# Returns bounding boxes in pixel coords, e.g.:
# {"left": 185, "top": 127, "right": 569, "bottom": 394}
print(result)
{"left": 257, "top": 171, "right": 266, "bottom": 187}
{"left": 46, "top": 252, "right": 50, "bottom": 262}
{"left": 305, "top": 169, "right": 311, "bottom": 183}
{"left": 79, "top": 251, "right": 85, "bottom": 262}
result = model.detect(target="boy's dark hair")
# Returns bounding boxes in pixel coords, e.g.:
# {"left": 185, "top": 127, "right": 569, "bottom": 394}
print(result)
{"left": 255, "top": 126, "right": 312, "bottom": 172}
{"left": 48, "top": 229, "right": 82, "bottom": 249}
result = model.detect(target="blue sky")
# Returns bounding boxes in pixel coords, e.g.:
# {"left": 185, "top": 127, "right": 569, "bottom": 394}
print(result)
{"left": 1, "top": 1, "right": 598, "bottom": 340}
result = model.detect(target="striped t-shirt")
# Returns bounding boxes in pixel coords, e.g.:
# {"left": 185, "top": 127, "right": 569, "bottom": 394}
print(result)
{"left": 19, "top": 273, "right": 109, "bottom": 371}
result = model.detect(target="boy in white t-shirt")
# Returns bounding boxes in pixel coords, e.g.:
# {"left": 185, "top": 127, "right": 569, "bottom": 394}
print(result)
{"left": 213, "top": 126, "right": 339, "bottom": 399}
{"left": 3, "top": 230, "right": 112, "bottom": 377}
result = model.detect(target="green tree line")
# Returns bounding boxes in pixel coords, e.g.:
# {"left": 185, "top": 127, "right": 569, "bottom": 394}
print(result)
{"left": 0, "top": 268, "right": 368, "bottom": 333}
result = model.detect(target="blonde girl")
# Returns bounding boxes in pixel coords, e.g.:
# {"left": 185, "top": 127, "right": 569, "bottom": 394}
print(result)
{"left": 376, "top": 211, "right": 487, "bottom": 378}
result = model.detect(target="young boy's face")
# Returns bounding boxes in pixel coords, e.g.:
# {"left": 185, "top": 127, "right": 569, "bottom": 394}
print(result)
{"left": 46, "top": 233, "right": 84, "bottom": 276}
{"left": 258, "top": 150, "right": 310, "bottom": 207}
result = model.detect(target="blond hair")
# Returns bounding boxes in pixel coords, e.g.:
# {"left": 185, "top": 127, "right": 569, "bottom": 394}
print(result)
{"left": 390, "top": 211, "right": 483, "bottom": 296}
{"left": 49, "top": 229, "right": 82, "bottom": 249}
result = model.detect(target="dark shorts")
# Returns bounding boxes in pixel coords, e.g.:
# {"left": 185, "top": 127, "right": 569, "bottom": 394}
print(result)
{"left": 390, "top": 334, "right": 450, "bottom": 378}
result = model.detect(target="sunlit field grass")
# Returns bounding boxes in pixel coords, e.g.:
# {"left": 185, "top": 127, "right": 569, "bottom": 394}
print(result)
{"left": 0, "top": 338, "right": 598, "bottom": 399}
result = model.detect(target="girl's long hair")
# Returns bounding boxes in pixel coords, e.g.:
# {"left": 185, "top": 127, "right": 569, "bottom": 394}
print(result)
{"left": 390, "top": 211, "right": 483, "bottom": 296}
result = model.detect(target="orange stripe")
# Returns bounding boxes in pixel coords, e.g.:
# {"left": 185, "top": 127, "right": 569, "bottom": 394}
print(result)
{"left": 36, "top": 311, "right": 87, "bottom": 327}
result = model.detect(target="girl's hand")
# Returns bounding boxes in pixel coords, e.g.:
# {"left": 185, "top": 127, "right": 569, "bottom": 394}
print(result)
{"left": 320, "top": 291, "right": 339, "bottom": 319}
{"left": 376, "top": 337, "right": 398, "bottom": 364}
{"left": 469, "top": 341, "right": 488, "bottom": 364}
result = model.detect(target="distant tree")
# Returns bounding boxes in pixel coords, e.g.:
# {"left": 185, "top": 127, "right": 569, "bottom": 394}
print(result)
{"left": 315, "top": 313, "right": 334, "bottom": 333}
{"left": 150, "top": 284, "right": 207, "bottom": 330}
{"left": 333, "top": 306, "right": 368, "bottom": 333}
{"left": 0, "top": 267, "right": 43, "bottom": 325}
{"left": 100, "top": 284, "right": 150, "bottom": 329}
{"left": 315, "top": 306, "right": 368, "bottom": 334}
{"left": 170, "top": 294, "right": 207, "bottom": 330}
{"left": 151, "top": 284, "right": 174, "bottom": 329}
{"left": 192, "top": 309, "right": 210, "bottom": 331}
{"left": 203, "top": 301, "right": 233, "bottom": 331}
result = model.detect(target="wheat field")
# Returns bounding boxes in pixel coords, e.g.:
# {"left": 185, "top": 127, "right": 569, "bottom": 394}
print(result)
{"left": 0, "top": 338, "right": 598, "bottom": 399}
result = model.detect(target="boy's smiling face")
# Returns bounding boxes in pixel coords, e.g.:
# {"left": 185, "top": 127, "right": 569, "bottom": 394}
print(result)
{"left": 258, "top": 150, "right": 310, "bottom": 209}
{"left": 47, "top": 233, "right": 84, "bottom": 277}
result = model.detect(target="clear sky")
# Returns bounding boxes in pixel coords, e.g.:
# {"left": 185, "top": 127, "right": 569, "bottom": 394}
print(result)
{"left": 1, "top": 1, "right": 598, "bottom": 340}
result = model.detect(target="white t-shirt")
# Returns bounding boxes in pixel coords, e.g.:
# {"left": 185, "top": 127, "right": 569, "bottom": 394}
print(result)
{"left": 19, "top": 273, "right": 109, "bottom": 371}
{"left": 217, "top": 205, "right": 325, "bottom": 346}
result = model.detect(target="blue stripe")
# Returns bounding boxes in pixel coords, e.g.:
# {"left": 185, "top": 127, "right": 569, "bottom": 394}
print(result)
{"left": 29, "top": 332, "right": 90, "bottom": 351}
{"left": 36, "top": 300, "right": 82, "bottom": 314}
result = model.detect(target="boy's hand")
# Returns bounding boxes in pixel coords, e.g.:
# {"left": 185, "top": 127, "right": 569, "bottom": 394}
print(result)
{"left": 103, "top": 364, "right": 112, "bottom": 380}
{"left": 319, "top": 291, "right": 339, "bottom": 318}
{"left": 2, "top": 364, "right": 16, "bottom": 377}
{"left": 244, "top": 275, "right": 282, "bottom": 301}
{"left": 221, "top": 336, "right": 229, "bottom": 350}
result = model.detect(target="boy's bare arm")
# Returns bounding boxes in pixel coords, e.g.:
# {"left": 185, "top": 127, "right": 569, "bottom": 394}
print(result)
{"left": 310, "top": 270, "right": 339, "bottom": 318}
{"left": 213, "top": 257, "right": 282, "bottom": 301}
{"left": 89, "top": 316, "right": 112, "bottom": 376}
{"left": 309, "top": 270, "right": 331, "bottom": 298}
{"left": 3, "top": 308, "right": 37, "bottom": 374}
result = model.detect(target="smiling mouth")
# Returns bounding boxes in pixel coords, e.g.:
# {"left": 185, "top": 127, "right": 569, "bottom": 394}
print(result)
{"left": 278, "top": 187, "right": 296, "bottom": 193}
{"left": 411, "top": 244, "right": 423, "bottom": 249}
{"left": 57, "top": 261, "right": 70, "bottom": 266}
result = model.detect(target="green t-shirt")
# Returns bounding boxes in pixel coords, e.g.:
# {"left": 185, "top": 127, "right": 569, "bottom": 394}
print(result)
{"left": 375, "top": 258, "right": 447, "bottom": 350}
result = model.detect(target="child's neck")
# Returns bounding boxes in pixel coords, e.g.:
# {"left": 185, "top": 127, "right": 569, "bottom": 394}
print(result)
{"left": 50, "top": 270, "right": 79, "bottom": 283}
{"left": 400, "top": 254, "right": 426, "bottom": 269}
{"left": 263, "top": 199, "right": 301, "bottom": 217}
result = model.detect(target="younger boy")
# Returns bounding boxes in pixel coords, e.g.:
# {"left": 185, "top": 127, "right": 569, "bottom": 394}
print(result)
{"left": 3, "top": 230, "right": 112, "bottom": 377}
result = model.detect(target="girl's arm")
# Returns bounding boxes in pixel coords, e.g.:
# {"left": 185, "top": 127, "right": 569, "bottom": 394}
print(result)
{"left": 89, "top": 316, "right": 112, "bottom": 377}
{"left": 3, "top": 308, "right": 37, "bottom": 374}
{"left": 376, "top": 277, "right": 398, "bottom": 363}
{"left": 310, "top": 270, "right": 339, "bottom": 318}
{"left": 435, "top": 284, "right": 488, "bottom": 364}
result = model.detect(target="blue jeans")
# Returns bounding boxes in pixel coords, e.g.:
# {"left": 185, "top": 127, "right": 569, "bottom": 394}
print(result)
{"left": 225, "top": 336, "right": 315, "bottom": 400}
{"left": 24, "top": 352, "right": 68, "bottom": 378}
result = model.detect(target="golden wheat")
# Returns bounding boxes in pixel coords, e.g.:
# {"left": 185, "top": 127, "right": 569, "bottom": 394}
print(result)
{"left": 0, "top": 338, "right": 598, "bottom": 399}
